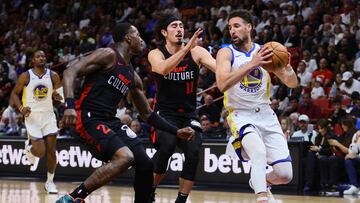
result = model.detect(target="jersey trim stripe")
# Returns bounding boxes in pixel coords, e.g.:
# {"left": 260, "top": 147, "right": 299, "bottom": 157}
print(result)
{"left": 266, "top": 72, "right": 271, "bottom": 98}
{"left": 22, "top": 87, "right": 26, "bottom": 106}
{"left": 76, "top": 82, "right": 94, "bottom": 109}
{"left": 228, "top": 47, "right": 234, "bottom": 66}
{"left": 232, "top": 43, "right": 256, "bottom": 57}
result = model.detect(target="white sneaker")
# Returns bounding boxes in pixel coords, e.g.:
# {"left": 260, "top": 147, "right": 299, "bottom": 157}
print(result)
{"left": 44, "top": 181, "right": 58, "bottom": 194}
{"left": 25, "top": 140, "right": 35, "bottom": 165}
{"left": 344, "top": 185, "right": 359, "bottom": 195}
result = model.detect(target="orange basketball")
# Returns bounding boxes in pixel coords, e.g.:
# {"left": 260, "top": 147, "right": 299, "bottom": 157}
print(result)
{"left": 262, "top": 41, "right": 289, "bottom": 72}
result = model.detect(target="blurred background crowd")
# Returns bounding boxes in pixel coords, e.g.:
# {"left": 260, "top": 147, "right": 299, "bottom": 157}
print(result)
{"left": 0, "top": 0, "right": 360, "bottom": 194}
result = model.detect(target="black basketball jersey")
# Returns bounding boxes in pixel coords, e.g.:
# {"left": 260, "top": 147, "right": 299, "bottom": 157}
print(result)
{"left": 76, "top": 48, "right": 135, "bottom": 117}
{"left": 153, "top": 45, "right": 199, "bottom": 115}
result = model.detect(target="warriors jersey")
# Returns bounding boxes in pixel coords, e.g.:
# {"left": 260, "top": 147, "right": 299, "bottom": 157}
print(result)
{"left": 22, "top": 68, "right": 54, "bottom": 112}
{"left": 76, "top": 48, "right": 135, "bottom": 117}
{"left": 223, "top": 43, "right": 271, "bottom": 112}
{"left": 153, "top": 45, "right": 199, "bottom": 115}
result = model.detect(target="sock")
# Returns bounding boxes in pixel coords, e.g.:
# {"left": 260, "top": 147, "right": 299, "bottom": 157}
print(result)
{"left": 175, "top": 192, "right": 188, "bottom": 203}
{"left": 47, "top": 172, "right": 54, "bottom": 182}
{"left": 256, "top": 196, "right": 268, "bottom": 203}
{"left": 70, "top": 183, "right": 90, "bottom": 199}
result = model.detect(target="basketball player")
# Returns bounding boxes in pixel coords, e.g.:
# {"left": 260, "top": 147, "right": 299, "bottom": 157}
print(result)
{"left": 147, "top": 14, "right": 216, "bottom": 203}
{"left": 56, "top": 23, "right": 195, "bottom": 203}
{"left": 10, "top": 50, "right": 63, "bottom": 194}
{"left": 216, "top": 10, "right": 298, "bottom": 203}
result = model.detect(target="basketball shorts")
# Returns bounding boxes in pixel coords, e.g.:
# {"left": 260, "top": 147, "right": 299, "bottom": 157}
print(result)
{"left": 25, "top": 111, "right": 58, "bottom": 139}
{"left": 226, "top": 104, "right": 290, "bottom": 165}
{"left": 75, "top": 110, "right": 141, "bottom": 162}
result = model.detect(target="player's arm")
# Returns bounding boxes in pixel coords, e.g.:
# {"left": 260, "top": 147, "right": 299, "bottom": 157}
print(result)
{"left": 50, "top": 71, "right": 64, "bottom": 102}
{"left": 149, "top": 28, "right": 203, "bottom": 75}
{"left": 10, "top": 72, "right": 31, "bottom": 117}
{"left": 191, "top": 46, "right": 216, "bottom": 72}
{"left": 273, "top": 54, "right": 298, "bottom": 88}
{"left": 62, "top": 48, "right": 115, "bottom": 127}
{"left": 129, "top": 73, "right": 194, "bottom": 140}
{"left": 63, "top": 48, "right": 115, "bottom": 99}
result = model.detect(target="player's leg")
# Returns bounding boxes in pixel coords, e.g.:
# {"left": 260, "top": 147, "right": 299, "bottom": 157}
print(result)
{"left": 264, "top": 133, "right": 293, "bottom": 185}
{"left": 176, "top": 128, "right": 202, "bottom": 203}
{"left": 151, "top": 129, "right": 178, "bottom": 199}
{"left": 57, "top": 118, "right": 134, "bottom": 202}
{"left": 42, "top": 112, "right": 59, "bottom": 193}
{"left": 131, "top": 143, "right": 153, "bottom": 203}
{"left": 44, "top": 133, "right": 58, "bottom": 194}
{"left": 241, "top": 129, "right": 268, "bottom": 202}
{"left": 24, "top": 113, "right": 46, "bottom": 162}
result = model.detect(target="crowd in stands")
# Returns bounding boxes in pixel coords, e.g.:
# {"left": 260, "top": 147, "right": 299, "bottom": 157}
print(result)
{"left": 0, "top": 0, "right": 360, "bottom": 195}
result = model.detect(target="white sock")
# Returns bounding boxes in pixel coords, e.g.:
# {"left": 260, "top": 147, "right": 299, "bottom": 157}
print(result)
{"left": 256, "top": 196, "right": 268, "bottom": 203}
{"left": 47, "top": 172, "right": 54, "bottom": 182}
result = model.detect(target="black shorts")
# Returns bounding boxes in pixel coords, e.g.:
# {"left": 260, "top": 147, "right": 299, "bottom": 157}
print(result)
{"left": 74, "top": 110, "right": 141, "bottom": 162}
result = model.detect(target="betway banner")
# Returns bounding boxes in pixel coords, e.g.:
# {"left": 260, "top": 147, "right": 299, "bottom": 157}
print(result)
{"left": 0, "top": 139, "right": 302, "bottom": 191}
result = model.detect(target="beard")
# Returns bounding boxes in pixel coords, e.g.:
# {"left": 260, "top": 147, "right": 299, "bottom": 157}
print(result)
{"left": 176, "top": 39, "right": 182, "bottom": 45}
{"left": 233, "top": 35, "right": 249, "bottom": 47}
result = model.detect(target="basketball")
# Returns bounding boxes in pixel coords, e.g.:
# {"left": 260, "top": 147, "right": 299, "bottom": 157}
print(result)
{"left": 262, "top": 41, "right": 289, "bottom": 72}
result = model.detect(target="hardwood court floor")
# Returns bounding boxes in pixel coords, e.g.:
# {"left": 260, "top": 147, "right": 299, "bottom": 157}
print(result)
{"left": 0, "top": 179, "right": 359, "bottom": 203}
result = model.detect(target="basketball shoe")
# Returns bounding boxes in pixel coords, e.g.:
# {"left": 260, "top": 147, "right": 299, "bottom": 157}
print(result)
{"left": 56, "top": 194, "right": 85, "bottom": 203}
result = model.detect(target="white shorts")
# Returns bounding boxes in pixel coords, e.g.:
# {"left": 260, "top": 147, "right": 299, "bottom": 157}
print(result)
{"left": 25, "top": 111, "right": 58, "bottom": 139}
{"left": 227, "top": 104, "right": 290, "bottom": 165}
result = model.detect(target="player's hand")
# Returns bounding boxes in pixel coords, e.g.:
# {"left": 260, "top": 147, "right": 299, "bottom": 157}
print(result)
{"left": 52, "top": 91, "right": 63, "bottom": 102}
{"left": 250, "top": 46, "right": 273, "bottom": 68}
{"left": 185, "top": 28, "right": 203, "bottom": 51}
{"left": 176, "top": 127, "right": 195, "bottom": 141}
{"left": 21, "top": 106, "right": 31, "bottom": 117}
{"left": 62, "top": 109, "right": 77, "bottom": 128}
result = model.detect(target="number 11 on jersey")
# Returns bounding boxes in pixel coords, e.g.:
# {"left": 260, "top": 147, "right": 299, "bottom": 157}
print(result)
{"left": 186, "top": 81, "right": 194, "bottom": 94}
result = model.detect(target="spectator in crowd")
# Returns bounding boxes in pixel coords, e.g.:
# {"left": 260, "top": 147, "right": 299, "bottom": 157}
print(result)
{"left": 130, "top": 119, "right": 148, "bottom": 138}
{"left": 297, "top": 60, "right": 312, "bottom": 89}
{"left": 311, "top": 58, "right": 333, "bottom": 88}
{"left": 339, "top": 71, "right": 360, "bottom": 98}
{"left": 330, "top": 98, "right": 347, "bottom": 125}
{"left": 0, "top": 105, "right": 17, "bottom": 135}
{"left": 343, "top": 130, "right": 360, "bottom": 195}
{"left": 302, "top": 50, "right": 318, "bottom": 74}
{"left": 291, "top": 114, "right": 317, "bottom": 143}
{"left": 198, "top": 94, "right": 221, "bottom": 124}
{"left": 200, "top": 117, "right": 218, "bottom": 139}
{"left": 280, "top": 116, "right": 294, "bottom": 140}
{"left": 311, "top": 77, "right": 326, "bottom": 99}
{"left": 298, "top": 93, "right": 322, "bottom": 124}
{"left": 270, "top": 99, "right": 283, "bottom": 117}
{"left": 306, "top": 119, "right": 338, "bottom": 192}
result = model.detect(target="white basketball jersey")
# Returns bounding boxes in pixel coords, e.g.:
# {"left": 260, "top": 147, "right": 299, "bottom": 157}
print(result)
{"left": 223, "top": 43, "right": 271, "bottom": 112}
{"left": 22, "top": 68, "right": 54, "bottom": 112}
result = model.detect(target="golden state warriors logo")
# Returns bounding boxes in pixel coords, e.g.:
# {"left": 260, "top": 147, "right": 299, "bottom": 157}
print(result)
{"left": 239, "top": 67, "right": 262, "bottom": 93}
{"left": 33, "top": 84, "right": 48, "bottom": 100}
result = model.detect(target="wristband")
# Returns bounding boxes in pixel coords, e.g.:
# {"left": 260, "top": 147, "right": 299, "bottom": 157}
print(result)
{"left": 65, "top": 98, "right": 76, "bottom": 109}
{"left": 148, "top": 112, "right": 178, "bottom": 135}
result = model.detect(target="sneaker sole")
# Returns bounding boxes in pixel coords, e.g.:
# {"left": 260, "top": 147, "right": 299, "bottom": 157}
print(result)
{"left": 44, "top": 186, "right": 58, "bottom": 194}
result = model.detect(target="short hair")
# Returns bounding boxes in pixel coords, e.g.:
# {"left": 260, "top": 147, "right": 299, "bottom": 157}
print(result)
{"left": 228, "top": 9, "right": 253, "bottom": 28}
{"left": 112, "top": 23, "right": 132, "bottom": 43}
{"left": 155, "top": 14, "right": 180, "bottom": 41}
